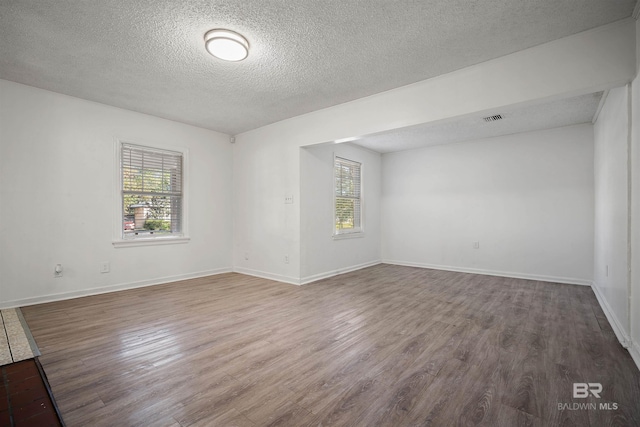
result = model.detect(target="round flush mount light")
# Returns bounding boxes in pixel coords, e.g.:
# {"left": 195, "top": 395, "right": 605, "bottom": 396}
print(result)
{"left": 204, "top": 29, "right": 249, "bottom": 61}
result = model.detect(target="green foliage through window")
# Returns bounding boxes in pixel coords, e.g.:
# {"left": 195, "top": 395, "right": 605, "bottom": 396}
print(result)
{"left": 121, "top": 143, "right": 183, "bottom": 238}
{"left": 334, "top": 157, "right": 361, "bottom": 233}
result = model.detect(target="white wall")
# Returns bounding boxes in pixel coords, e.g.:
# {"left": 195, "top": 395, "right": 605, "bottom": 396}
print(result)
{"left": 233, "top": 20, "right": 634, "bottom": 284}
{"left": 381, "top": 124, "right": 594, "bottom": 284}
{"left": 232, "top": 133, "right": 301, "bottom": 283}
{"left": 629, "top": 18, "right": 640, "bottom": 365}
{"left": 300, "top": 143, "right": 381, "bottom": 283}
{"left": 594, "top": 86, "right": 631, "bottom": 344}
{"left": 0, "top": 80, "right": 233, "bottom": 308}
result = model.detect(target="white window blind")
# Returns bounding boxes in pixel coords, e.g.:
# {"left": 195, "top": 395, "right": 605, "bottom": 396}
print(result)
{"left": 121, "top": 143, "right": 183, "bottom": 239}
{"left": 334, "top": 156, "right": 362, "bottom": 234}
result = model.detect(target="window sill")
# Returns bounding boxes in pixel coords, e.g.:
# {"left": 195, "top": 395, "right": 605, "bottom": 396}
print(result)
{"left": 113, "top": 236, "right": 190, "bottom": 248}
{"left": 333, "top": 232, "right": 364, "bottom": 240}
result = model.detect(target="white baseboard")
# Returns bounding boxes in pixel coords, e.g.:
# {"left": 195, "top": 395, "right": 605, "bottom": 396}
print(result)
{"left": 232, "top": 267, "right": 301, "bottom": 286}
{"left": 0, "top": 267, "right": 233, "bottom": 309}
{"left": 300, "top": 260, "right": 382, "bottom": 285}
{"left": 382, "top": 259, "right": 592, "bottom": 286}
{"left": 590, "top": 282, "right": 631, "bottom": 348}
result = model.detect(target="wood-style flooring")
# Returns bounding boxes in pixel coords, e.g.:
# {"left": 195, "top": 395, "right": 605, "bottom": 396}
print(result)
{"left": 21, "top": 265, "right": 640, "bottom": 426}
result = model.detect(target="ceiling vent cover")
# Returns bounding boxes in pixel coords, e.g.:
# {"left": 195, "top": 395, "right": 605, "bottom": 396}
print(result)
{"left": 483, "top": 114, "right": 503, "bottom": 122}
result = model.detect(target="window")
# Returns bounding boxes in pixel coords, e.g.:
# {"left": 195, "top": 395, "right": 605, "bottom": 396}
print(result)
{"left": 120, "top": 143, "right": 183, "bottom": 240}
{"left": 334, "top": 156, "right": 362, "bottom": 235}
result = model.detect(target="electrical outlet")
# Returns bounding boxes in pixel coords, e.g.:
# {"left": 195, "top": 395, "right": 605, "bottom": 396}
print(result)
{"left": 284, "top": 254, "right": 289, "bottom": 264}
{"left": 54, "top": 264, "right": 63, "bottom": 278}
{"left": 285, "top": 195, "right": 294, "bottom": 204}
{"left": 100, "top": 262, "right": 110, "bottom": 273}
{"left": 473, "top": 241, "right": 480, "bottom": 249}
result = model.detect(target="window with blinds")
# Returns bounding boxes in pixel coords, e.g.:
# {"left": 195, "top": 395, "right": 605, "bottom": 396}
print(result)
{"left": 121, "top": 143, "right": 183, "bottom": 239}
{"left": 334, "top": 156, "right": 362, "bottom": 235}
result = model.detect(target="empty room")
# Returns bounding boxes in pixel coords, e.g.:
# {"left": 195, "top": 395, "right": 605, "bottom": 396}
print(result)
{"left": 1, "top": 1, "right": 640, "bottom": 426}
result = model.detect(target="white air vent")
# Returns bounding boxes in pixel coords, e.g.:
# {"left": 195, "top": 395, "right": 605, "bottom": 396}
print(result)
{"left": 483, "top": 114, "right": 503, "bottom": 122}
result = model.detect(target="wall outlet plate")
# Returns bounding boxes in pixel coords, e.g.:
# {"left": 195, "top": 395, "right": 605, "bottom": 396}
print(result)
{"left": 100, "top": 262, "right": 110, "bottom": 273}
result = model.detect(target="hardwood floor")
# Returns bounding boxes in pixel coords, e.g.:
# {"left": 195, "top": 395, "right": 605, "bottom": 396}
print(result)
{"left": 21, "top": 265, "right": 640, "bottom": 426}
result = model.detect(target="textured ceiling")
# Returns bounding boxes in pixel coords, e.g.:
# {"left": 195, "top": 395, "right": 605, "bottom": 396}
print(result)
{"left": 0, "top": 1, "right": 635, "bottom": 135}
{"left": 351, "top": 92, "right": 603, "bottom": 153}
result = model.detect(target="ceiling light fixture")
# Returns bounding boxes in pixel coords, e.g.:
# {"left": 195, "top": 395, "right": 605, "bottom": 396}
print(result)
{"left": 204, "top": 29, "right": 249, "bottom": 62}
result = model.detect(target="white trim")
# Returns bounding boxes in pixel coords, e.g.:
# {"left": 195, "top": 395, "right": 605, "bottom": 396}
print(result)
{"left": 113, "top": 236, "right": 190, "bottom": 248}
{"left": 592, "top": 89, "right": 609, "bottom": 123}
{"left": 629, "top": 341, "right": 640, "bottom": 370}
{"left": 591, "top": 282, "right": 631, "bottom": 348}
{"left": 0, "top": 268, "right": 232, "bottom": 310}
{"left": 332, "top": 232, "right": 365, "bottom": 240}
{"left": 233, "top": 262, "right": 383, "bottom": 285}
{"left": 113, "top": 138, "right": 190, "bottom": 244}
{"left": 382, "top": 259, "right": 592, "bottom": 286}
{"left": 301, "top": 260, "right": 382, "bottom": 285}
{"left": 627, "top": 83, "right": 633, "bottom": 343}
{"left": 232, "top": 267, "right": 301, "bottom": 286}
